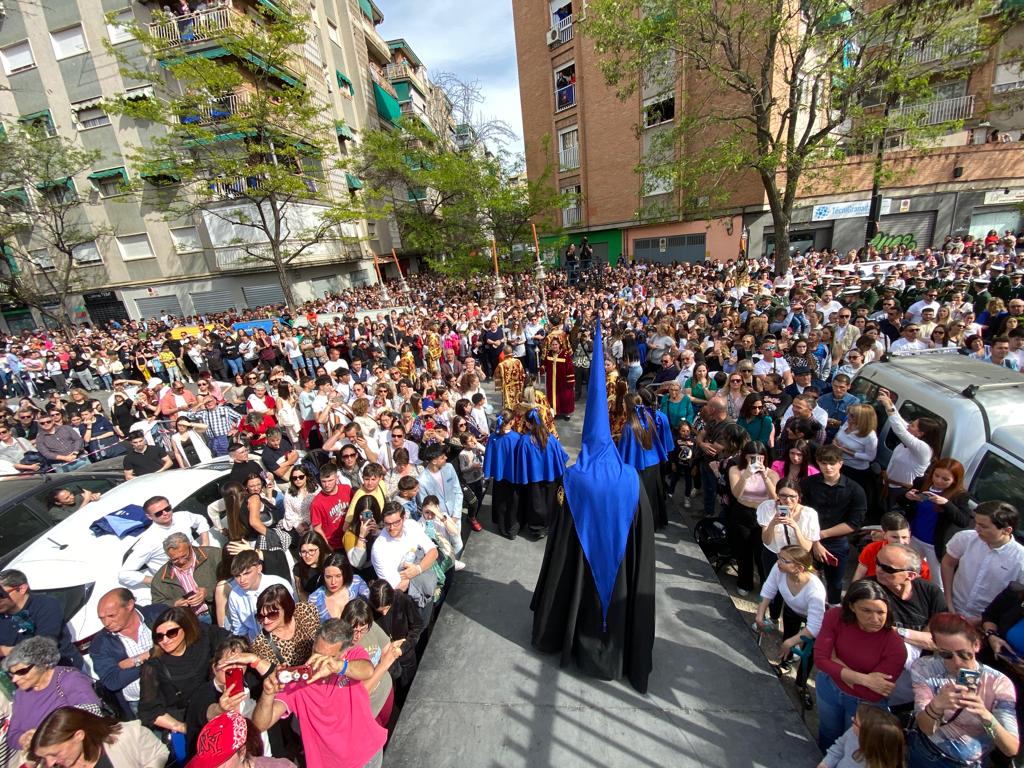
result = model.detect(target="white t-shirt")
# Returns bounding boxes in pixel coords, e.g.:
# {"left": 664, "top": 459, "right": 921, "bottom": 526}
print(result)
{"left": 759, "top": 564, "right": 827, "bottom": 636}
{"left": 755, "top": 500, "right": 821, "bottom": 553}
{"left": 371, "top": 518, "right": 437, "bottom": 588}
{"left": 753, "top": 355, "right": 791, "bottom": 378}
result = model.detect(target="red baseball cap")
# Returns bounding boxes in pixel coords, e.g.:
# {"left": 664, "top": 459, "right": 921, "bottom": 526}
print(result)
{"left": 186, "top": 712, "right": 248, "bottom": 768}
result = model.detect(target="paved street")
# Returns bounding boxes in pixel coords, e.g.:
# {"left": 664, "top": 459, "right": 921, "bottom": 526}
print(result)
{"left": 386, "top": 394, "right": 822, "bottom": 768}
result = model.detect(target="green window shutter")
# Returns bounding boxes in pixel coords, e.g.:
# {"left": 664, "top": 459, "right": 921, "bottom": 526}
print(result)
{"left": 346, "top": 172, "right": 364, "bottom": 190}
{"left": 336, "top": 70, "right": 354, "bottom": 96}
{"left": 87, "top": 167, "right": 129, "bottom": 183}
{"left": 372, "top": 82, "right": 401, "bottom": 125}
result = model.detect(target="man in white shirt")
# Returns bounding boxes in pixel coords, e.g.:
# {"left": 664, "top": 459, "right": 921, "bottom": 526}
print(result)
{"left": 815, "top": 290, "right": 843, "bottom": 322}
{"left": 906, "top": 290, "right": 940, "bottom": 324}
{"left": 753, "top": 337, "right": 793, "bottom": 385}
{"left": 941, "top": 502, "right": 1024, "bottom": 623}
{"left": 323, "top": 348, "right": 349, "bottom": 376}
{"left": 371, "top": 506, "right": 438, "bottom": 622}
{"left": 223, "top": 550, "right": 294, "bottom": 640}
{"left": 888, "top": 323, "right": 930, "bottom": 354}
{"left": 118, "top": 496, "right": 211, "bottom": 588}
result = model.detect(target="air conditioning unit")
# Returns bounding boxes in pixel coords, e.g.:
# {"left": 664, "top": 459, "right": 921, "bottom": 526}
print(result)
{"left": 546, "top": 27, "right": 560, "bottom": 45}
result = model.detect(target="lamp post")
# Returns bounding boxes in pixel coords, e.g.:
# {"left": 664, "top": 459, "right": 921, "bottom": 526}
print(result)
{"left": 532, "top": 223, "right": 546, "bottom": 313}
{"left": 492, "top": 240, "right": 506, "bottom": 301}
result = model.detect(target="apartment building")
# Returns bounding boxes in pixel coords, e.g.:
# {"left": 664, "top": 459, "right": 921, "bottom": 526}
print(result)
{"left": 0, "top": 0, "right": 431, "bottom": 332}
{"left": 512, "top": 1, "right": 1024, "bottom": 265}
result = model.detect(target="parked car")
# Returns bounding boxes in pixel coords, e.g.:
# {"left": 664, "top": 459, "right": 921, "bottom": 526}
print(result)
{"left": 850, "top": 353, "right": 1024, "bottom": 514}
{"left": 0, "top": 470, "right": 125, "bottom": 568}
{"left": 7, "top": 463, "right": 232, "bottom": 650}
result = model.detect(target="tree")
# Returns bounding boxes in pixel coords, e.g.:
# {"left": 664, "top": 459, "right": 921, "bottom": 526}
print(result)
{"left": 351, "top": 118, "right": 571, "bottom": 277}
{"left": 431, "top": 72, "right": 520, "bottom": 151}
{"left": 105, "top": 2, "right": 360, "bottom": 307}
{"left": 0, "top": 125, "right": 113, "bottom": 333}
{"left": 584, "top": 0, "right": 1015, "bottom": 274}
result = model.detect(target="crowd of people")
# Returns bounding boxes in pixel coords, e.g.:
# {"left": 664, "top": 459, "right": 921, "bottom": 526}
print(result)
{"left": 0, "top": 229, "right": 1023, "bottom": 767}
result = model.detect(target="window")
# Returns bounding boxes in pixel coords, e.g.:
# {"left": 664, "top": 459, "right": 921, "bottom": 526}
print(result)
{"left": 116, "top": 233, "right": 155, "bottom": 261}
{"left": 558, "top": 126, "right": 579, "bottom": 171}
{"left": 72, "top": 241, "right": 102, "bottom": 264}
{"left": 106, "top": 9, "right": 135, "bottom": 45}
{"left": 19, "top": 111, "right": 57, "bottom": 138}
{"left": 30, "top": 248, "right": 54, "bottom": 271}
{"left": 644, "top": 95, "right": 675, "bottom": 127}
{"left": 970, "top": 452, "right": 1024, "bottom": 520}
{"left": 95, "top": 177, "right": 122, "bottom": 197}
{"left": 74, "top": 107, "right": 111, "bottom": 130}
{"left": 170, "top": 226, "right": 202, "bottom": 253}
{"left": 554, "top": 63, "right": 576, "bottom": 111}
{"left": 561, "top": 184, "right": 581, "bottom": 226}
{"left": 644, "top": 170, "right": 673, "bottom": 196}
{"left": 327, "top": 20, "right": 341, "bottom": 46}
{"left": 1, "top": 41, "right": 35, "bottom": 75}
{"left": 88, "top": 167, "right": 129, "bottom": 197}
{"left": 50, "top": 25, "right": 89, "bottom": 60}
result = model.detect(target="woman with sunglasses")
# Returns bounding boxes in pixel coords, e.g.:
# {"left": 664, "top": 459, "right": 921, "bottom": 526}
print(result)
{"left": 292, "top": 530, "right": 331, "bottom": 601}
{"left": 250, "top": 585, "right": 321, "bottom": 668}
{"left": 715, "top": 372, "right": 751, "bottom": 421}
{"left": 282, "top": 466, "right": 316, "bottom": 538}
{"left": 4, "top": 637, "right": 102, "bottom": 752}
{"left": 909, "top": 613, "right": 1019, "bottom": 768}
{"left": 139, "top": 607, "right": 228, "bottom": 742}
{"left": 737, "top": 393, "right": 774, "bottom": 448}
{"left": 754, "top": 545, "right": 826, "bottom": 666}
{"left": 308, "top": 552, "right": 370, "bottom": 622}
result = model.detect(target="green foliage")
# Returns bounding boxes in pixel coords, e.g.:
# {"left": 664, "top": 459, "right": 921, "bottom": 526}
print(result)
{"left": 584, "top": 0, "right": 1012, "bottom": 272}
{"left": 103, "top": 3, "right": 361, "bottom": 306}
{"left": 0, "top": 126, "right": 112, "bottom": 332}
{"left": 351, "top": 119, "right": 571, "bottom": 278}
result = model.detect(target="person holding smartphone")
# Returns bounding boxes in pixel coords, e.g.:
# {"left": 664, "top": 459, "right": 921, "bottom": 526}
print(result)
{"left": 726, "top": 441, "right": 779, "bottom": 596}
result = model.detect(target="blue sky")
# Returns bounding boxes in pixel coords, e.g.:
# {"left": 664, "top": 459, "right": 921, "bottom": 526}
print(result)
{"left": 376, "top": 0, "right": 524, "bottom": 153}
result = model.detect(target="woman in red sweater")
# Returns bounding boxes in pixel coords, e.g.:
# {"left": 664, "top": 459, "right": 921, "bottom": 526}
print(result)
{"left": 814, "top": 579, "right": 907, "bottom": 752}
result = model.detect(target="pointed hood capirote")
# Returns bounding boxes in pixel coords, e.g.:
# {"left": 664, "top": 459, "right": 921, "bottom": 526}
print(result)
{"left": 561, "top": 318, "right": 640, "bottom": 627}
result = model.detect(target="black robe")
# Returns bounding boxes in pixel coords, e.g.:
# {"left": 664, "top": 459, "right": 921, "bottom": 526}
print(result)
{"left": 530, "top": 480, "right": 656, "bottom": 693}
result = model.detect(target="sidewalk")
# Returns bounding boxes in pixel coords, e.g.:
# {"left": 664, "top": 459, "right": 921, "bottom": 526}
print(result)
{"left": 385, "top": 402, "right": 822, "bottom": 767}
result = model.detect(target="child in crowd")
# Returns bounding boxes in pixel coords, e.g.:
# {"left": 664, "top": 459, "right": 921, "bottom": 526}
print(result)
{"left": 393, "top": 475, "right": 420, "bottom": 518}
{"left": 459, "top": 433, "right": 486, "bottom": 531}
{"left": 470, "top": 393, "right": 490, "bottom": 436}
{"left": 852, "top": 512, "right": 932, "bottom": 581}
{"left": 667, "top": 421, "right": 695, "bottom": 506}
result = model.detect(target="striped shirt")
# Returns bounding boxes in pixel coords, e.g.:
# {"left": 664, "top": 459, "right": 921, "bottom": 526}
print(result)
{"left": 116, "top": 612, "right": 154, "bottom": 702}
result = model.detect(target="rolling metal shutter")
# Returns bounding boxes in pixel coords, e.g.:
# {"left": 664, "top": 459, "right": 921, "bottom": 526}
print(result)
{"left": 634, "top": 233, "right": 706, "bottom": 264}
{"left": 242, "top": 284, "right": 286, "bottom": 308}
{"left": 134, "top": 295, "right": 184, "bottom": 319}
{"left": 877, "top": 211, "right": 937, "bottom": 250}
{"left": 191, "top": 289, "right": 237, "bottom": 315}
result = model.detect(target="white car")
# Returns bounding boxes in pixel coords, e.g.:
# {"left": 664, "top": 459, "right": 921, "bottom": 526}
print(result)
{"left": 8, "top": 464, "right": 232, "bottom": 648}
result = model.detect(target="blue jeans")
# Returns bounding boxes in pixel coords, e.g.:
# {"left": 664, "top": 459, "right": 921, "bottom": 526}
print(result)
{"left": 56, "top": 457, "right": 91, "bottom": 473}
{"left": 816, "top": 670, "right": 889, "bottom": 753}
{"left": 209, "top": 434, "right": 229, "bottom": 457}
{"left": 906, "top": 728, "right": 976, "bottom": 768}
{"left": 226, "top": 357, "right": 244, "bottom": 377}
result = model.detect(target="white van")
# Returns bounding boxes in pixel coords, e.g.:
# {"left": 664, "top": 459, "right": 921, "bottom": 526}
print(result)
{"left": 850, "top": 354, "right": 1024, "bottom": 512}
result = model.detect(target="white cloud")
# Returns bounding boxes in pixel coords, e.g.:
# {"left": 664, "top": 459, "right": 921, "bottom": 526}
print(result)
{"left": 375, "top": 0, "right": 524, "bottom": 154}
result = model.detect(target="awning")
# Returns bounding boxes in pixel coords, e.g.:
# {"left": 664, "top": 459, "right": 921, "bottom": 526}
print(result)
{"left": 183, "top": 130, "right": 255, "bottom": 147}
{"left": 336, "top": 70, "right": 354, "bottom": 96}
{"left": 35, "top": 177, "right": 73, "bottom": 191}
{"left": 140, "top": 160, "right": 181, "bottom": 184}
{"left": 18, "top": 109, "right": 54, "bottom": 131}
{"left": 373, "top": 82, "right": 401, "bottom": 125}
{"left": 335, "top": 122, "right": 354, "bottom": 139}
{"left": 70, "top": 96, "right": 104, "bottom": 112}
{"left": 123, "top": 85, "right": 155, "bottom": 101}
{"left": 346, "top": 172, "right": 364, "bottom": 190}
{"left": 0, "top": 188, "right": 28, "bottom": 205}
{"left": 88, "top": 167, "right": 129, "bottom": 183}
{"left": 256, "top": 0, "right": 288, "bottom": 16}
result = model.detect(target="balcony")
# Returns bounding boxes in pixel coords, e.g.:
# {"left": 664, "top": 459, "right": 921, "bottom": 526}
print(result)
{"left": 179, "top": 92, "right": 244, "bottom": 125}
{"left": 148, "top": 8, "right": 233, "bottom": 50}
{"left": 386, "top": 62, "right": 429, "bottom": 94}
{"left": 907, "top": 32, "right": 977, "bottom": 66}
{"left": 557, "top": 15, "right": 574, "bottom": 45}
{"left": 214, "top": 239, "right": 363, "bottom": 270}
{"left": 206, "top": 173, "right": 346, "bottom": 202}
{"left": 369, "top": 65, "right": 398, "bottom": 98}
{"left": 362, "top": 17, "right": 391, "bottom": 64}
{"left": 399, "top": 100, "right": 433, "bottom": 130}
{"left": 555, "top": 83, "right": 576, "bottom": 112}
{"left": 562, "top": 205, "right": 581, "bottom": 227}
{"left": 559, "top": 144, "right": 579, "bottom": 171}
{"left": 891, "top": 94, "right": 975, "bottom": 126}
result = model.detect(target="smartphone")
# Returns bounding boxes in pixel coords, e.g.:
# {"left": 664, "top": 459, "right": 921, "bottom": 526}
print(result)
{"left": 361, "top": 509, "right": 373, "bottom": 522}
{"left": 276, "top": 665, "right": 313, "bottom": 685}
{"left": 957, "top": 668, "right": 981, "bottom": 689}
{"left": 777, "top": 506, "right": 789, "bottom": 518}
{"left": 225, "top": 666, "right": 244, "bottom": 697}
{"left": 182, "top": 590, "right": 196, "bottom": 599}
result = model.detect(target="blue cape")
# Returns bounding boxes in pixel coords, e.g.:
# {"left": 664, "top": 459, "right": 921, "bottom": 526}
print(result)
{"left": 563, "top": 319, "right": 640, "bottom": 627}
{"left": 617, "top": 408, "right": 664, "bottom": 470}
{"left": 653, "top": 408, "right": 673, "bottom": 463}
{"left": 517, "top": 433, "right": 569, "bottom": 483}
{"left": 483, "top": 427, "right": 524, "bottom": 483}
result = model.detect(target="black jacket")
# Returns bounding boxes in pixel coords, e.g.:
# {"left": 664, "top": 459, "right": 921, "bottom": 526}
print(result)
{"left": 374, "top": 589, "right": 423, "bottom": 683}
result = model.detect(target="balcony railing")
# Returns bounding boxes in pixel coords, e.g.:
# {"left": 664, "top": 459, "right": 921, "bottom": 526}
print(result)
{"left": 386, "top": 62, "right": 429, "bottom": 92}
{"left": 369, "top": 65, "right": 398, "bottom": 98}
{"left": 562, "top": 205, "right": 581, "bottom": 227}
{"left": 557, "top": 15, "right": 573, "bottom": 44}
{"left": 214, "top": 239, "right": 362, "bottom": 270}
{"left": 206, "top": 173, "right": 345, "bottom": 201}
{"left": 994, "top": 80, "right": 1024, "bottom": 94}
{"left": 148, "top": 8, "right": 232, "bottom": 49}
{"left": 891, "top": 94, "right": 975, "bottom": 126}
{"left": 559, "top": 144, "right": 579, "bottom": 171}
{"left": 908, "top": 32, "right": 977, "bottom": 65}
{"left": 179, "top": 92, "right": 244, "bottom": 125}
{"left": 555, "top": 83, "right": 576, "bottom": 112}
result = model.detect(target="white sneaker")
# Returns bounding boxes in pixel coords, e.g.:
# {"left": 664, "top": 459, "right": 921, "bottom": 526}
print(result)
{"left": 736, "top": 587, "right": 750, "bottom": 597}
{"left": 454, "top": 560, "right": 467, "bottom": 571}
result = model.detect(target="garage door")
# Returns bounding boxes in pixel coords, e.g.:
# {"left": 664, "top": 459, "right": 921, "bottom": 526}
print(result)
{"left": 242, "top": 284, "right": 286, "bottom": 308}
{"left": 634, "top": 234, "right": 706, "bottom": 264}
{"left": 877, "top": 211, "right": 936, "bottom": 250}
{"left": 191, "top": 289, "right": 237, "bottom": 315}
{"left": 134, "top": 295, "right": 184, "bottom": 319}
{"left": 969, "top": 208, "right": 1022, "bottom": 242}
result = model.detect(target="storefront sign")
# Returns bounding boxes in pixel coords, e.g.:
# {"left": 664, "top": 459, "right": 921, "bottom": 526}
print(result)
{"left": 811, "top": 198, "right": 891, "bottom": 222}
{"left": 983, "top": 189, "right": 1024, "bottom": 205}
{"left": 869, "top": 231, "right": 917, "bottom": 250}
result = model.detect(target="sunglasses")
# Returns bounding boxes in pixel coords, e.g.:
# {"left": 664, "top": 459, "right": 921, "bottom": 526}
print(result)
{"left": 149, "top": 506, "right": 173, "bottom": 517}
{"left": 154, "top": 626, "right": 182, "bottom": 643}
{"left": 291, "top": 474, "right": 306, "bottom": 480}
{"left": 8, "top": 664, "right": 35, "bottom": 678}
{"left": 876, "top": 562, "right": 914, "bottom": 575}
{"left": 258, "top": 609, "right": 281, "bottom": 621}
{"left": 341, "top": 453, "right": 357, "bottom": 459}
{"left": 936, "top": 649, "right": 975, "bottom": 661}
